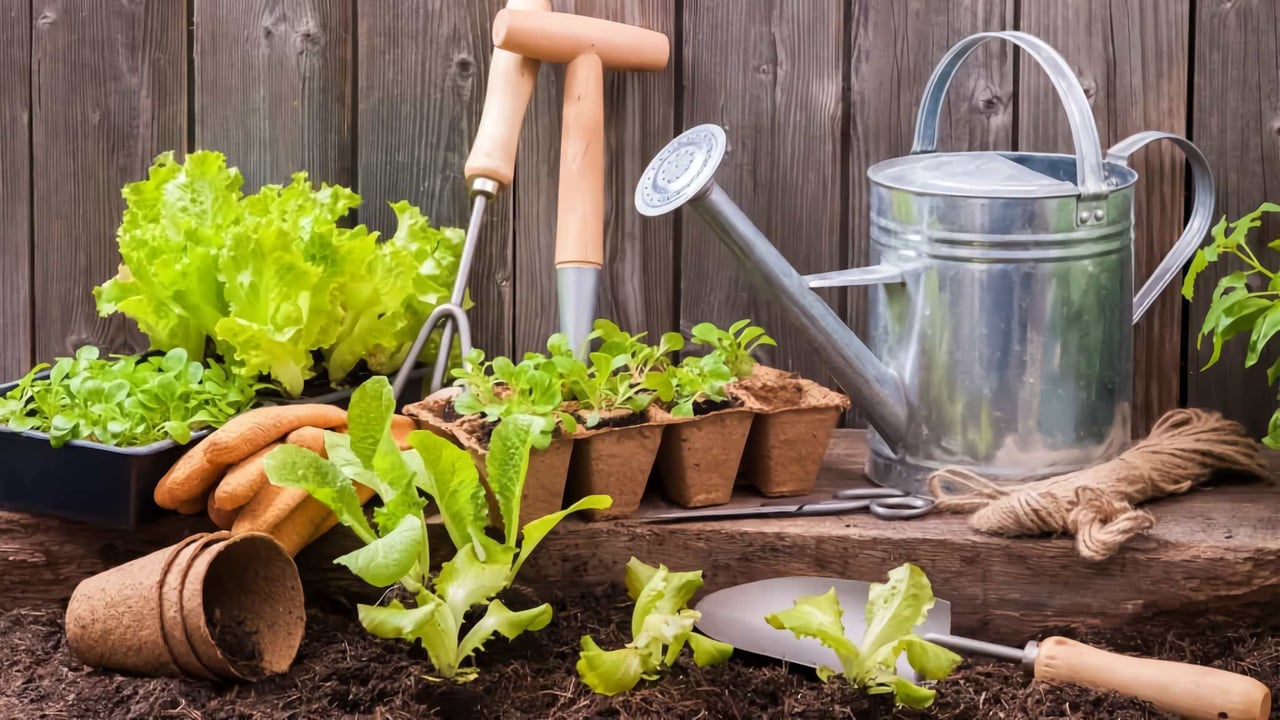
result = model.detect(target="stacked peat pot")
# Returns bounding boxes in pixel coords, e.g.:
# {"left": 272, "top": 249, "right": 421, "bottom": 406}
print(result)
{"left": 405, "top": 320, "right": 850, "bottom": 521}
{"left": 65, "top": 531, "right": 305, "bottom": 680}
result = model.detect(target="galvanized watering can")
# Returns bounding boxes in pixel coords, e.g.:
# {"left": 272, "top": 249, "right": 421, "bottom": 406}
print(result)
{"left": 634, "top": 31, "right": 1214, "bottom": 492}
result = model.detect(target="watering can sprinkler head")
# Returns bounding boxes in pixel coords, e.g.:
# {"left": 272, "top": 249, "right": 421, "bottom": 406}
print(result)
{"left": 634, "top": 124, "right": 910, "bottom": 452}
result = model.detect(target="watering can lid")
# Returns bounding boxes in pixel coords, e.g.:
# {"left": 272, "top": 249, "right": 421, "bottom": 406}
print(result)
{"left": 868, "top": 151, "right": 1082, "bottom": 198}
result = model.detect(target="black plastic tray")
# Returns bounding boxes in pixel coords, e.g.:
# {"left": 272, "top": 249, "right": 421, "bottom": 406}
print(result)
{"left": 0, "top": 421, "right": 208, "bottom": 529}
{"left": 256, "top": 365, "right": 431, "bottom": 410}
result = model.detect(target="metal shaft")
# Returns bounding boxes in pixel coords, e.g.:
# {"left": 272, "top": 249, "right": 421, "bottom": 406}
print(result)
{"left": 429, "top": 191, "right": 489, "bottom": 392}
{"left": 922, "top": 632, "right": 1039, "bottom": 670}
{"left": 692, "top": 184, "right": 909, "bottom": 449}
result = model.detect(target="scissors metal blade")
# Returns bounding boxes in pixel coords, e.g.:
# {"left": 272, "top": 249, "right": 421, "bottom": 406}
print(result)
{"left": 636, "top": 499, "right": 876, "bottom": 523}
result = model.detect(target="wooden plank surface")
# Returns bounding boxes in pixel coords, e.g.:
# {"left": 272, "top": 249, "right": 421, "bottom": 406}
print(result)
{"left": 193, "top": 0, "right": 354, "bottom": 190}
{"left": 1186, "top": 0, "right": 1280, "bottom": 437}
{"left": 846, "top": 0, "right": 1014, "bottom": 422}
{"left": 680, "top": 0, "right": 844, "bottom": 385}
{"left": 357, "top": 0, "right": 513, "bottom": 359}
{"left": 31, "top": 0, "right": 186, "bottom": 361}
{"left": 0, "top": 1, "right": 32, "bottom": 381}
{"left": 1018, "top": 0, "right": 1191, "bottom": 435}
{"left": 512, "top": 1, "right": 676, "bottom": 355}
{"left": 4, "top": 430, "right": 1276, "bottom": 647}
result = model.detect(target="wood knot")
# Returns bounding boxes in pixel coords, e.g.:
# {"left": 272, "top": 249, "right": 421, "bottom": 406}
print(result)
{"left": 976, "top": 89, "right": 1006, "bottom": 118}
{"left": 453, "top": 54, "right": 475, "bottom": 78}
{"left": 37, "top": 10, "right": 55, "bottom": 26}
{"left": 756, "top": 63, "right": 774, "bottom": 78}
{"left": 294, "top": 27, "right": 324, "bottom": 54}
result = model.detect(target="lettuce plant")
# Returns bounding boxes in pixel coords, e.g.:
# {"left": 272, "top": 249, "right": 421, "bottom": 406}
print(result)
{"left": 0, "top": 346, "right": 262, "bottom": 448}
{"left": 689, "top": 319, "right": 776, "bottom": 378}
{"left": 450, "top": 347, "right": 577, "bottom": 447}
{"left": 764, "top": 563, "right": 961, "bottom": 708}
{"left": 577, "top": 558, "right": 733, "bottom": 696}
{"left": 265, "top": 376, "right": 610, "bottom": 681}
{"left": 642, "top": 353, "right": 735, "bottom": 418}
{"left": 1182, "top": 202, "right": 1280, "bottom": 446}
{"left": 94, "top": 150, "right": 465, "bottom": 397}
{"left": 549, "top": 321, "right": 683, "bottom": 426}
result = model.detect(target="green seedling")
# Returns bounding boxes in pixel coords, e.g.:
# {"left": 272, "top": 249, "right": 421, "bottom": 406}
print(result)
{"left": 689, "top": 319, "right": 776, "bottom": 378}
{"left": 1182, "top": 202, "right": 1280, "bottom": 447}
{"left": 266, "top": 376, "right": 611, "bottom": 682}
{"left": 450, "top": 347, "right": 577, "bottom": 448}
{"left": 577, "top": 558, "right": 733, "bottom": 696}
{"left": 642, "top": 352, "right": 735, "bottom": 418}
{"left": 764, "top": 563, "right": 962, "bottom": 709}
{"left": 0, "top": 346, "right": 263, "bottom": 448}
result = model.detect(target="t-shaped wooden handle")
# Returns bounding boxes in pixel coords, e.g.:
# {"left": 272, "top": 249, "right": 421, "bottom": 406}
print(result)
{"left": 463, "top": 0, "right": 552, "bottom": 189}
{"left": 492, "top": 9, "right": 670, "bottom": 71}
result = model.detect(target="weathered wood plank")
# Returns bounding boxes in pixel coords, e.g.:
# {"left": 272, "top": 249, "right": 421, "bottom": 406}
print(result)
{"left": 846, "top": 0, "right": 1014, "bottom": 422}
{"left": 0, "top": 1, "right": 32, "bottom": 381}
{"left": 512, "top": 1, "right": 676, "bottom": 355}
{"left": 5, "top": 430, "right": 1276, "bottom": 647}
{"left": 193, "top": 0, "right": 354, "bottom": 190}
{"left": 357, "top": 0, "right": 513, "bottom": 359}
{"left": 1019, "top": 0, "right": 1191, "bottom": 436}
{"left": 680, "top": 0, "right": 844, "bottom": 386}
{"left": 31, "top": 0, "right": 186, "bottom": 360}
{"left": 1186, "top": 0, "right": 1280, "bottom": 436}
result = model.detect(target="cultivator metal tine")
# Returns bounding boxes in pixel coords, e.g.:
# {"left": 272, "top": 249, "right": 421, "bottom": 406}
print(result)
{"left": 391, "top": 303, "right": 473, "bottom": 401}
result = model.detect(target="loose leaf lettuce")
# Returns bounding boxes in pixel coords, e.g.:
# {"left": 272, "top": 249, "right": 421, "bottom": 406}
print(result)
{"left": 0, "top": 346, "right": 261, "bottom": 448}
{"left": 764, "top": 563, "right": 962, "bottom": 708}
{"left": 264, "top": 375, "right": 610, "bottom": 681}
{"left": 577, "top": 558, "right": 733, "bottom": 696}
{"left": 94, "top": 150, "right": 466, "bottom": 397}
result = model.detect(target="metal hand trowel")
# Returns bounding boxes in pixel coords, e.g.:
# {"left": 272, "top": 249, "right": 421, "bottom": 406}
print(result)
{"left": 695, "top": 577, "right": 1272, "bottom": 720}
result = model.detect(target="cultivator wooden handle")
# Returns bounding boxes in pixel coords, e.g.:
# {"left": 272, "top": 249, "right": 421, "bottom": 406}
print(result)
{"left": 1034, "top": 636, "right": 1272, "bottom": 720}
{"left": 463, "top": 0, "right": 552, "bottom": 189}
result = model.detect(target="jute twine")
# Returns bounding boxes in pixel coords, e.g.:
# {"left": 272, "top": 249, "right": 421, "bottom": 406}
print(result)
{"left": 926, "top": 409, "right": 1268, "bottom": 561}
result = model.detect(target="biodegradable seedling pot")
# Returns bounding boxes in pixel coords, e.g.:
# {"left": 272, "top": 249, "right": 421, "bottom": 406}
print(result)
{"left": 731, "top": 366, "right": 851, "bottom": 497}
{"left": 159, "top": 532, "right": 230, "bottom": 681}
{"left": 405, "top": 387, "right": 574, "bottom": 528}
{"left": 565, "top": 412, "right": 664, "bottom": 521}
{"left": 65, "top": 538, "right": 195, "bottom": 677}
{"left": 179, "top": 532, "right": 306, "bottom": 681}
{"left": 649, "top": 403, "right": 755, "bottom": 508}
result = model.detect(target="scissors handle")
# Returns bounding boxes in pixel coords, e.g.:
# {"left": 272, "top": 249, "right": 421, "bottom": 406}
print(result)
{"left": 869, "top": 495, "right": 934, "bottom": 520}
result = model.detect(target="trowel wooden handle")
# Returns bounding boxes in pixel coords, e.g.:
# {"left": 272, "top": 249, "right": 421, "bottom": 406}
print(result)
{"left": 555, "top": 53, "right": 604, "bottom": 269}
{"left": 1034, "top": 636, "right": 1271, "bottom": 720}
{"left": 464, "top": 0, "right": 551, "bottom": 188}
{"left": 493, "top": 9, "right": 669, "bottom": 71}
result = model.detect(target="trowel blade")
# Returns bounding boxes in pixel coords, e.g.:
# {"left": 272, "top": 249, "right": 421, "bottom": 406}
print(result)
{"left": 556, "top": 266, "right": 600, "bottom": 358}
{"left": 693, "top": 576, "right": 952, "bottom": 681}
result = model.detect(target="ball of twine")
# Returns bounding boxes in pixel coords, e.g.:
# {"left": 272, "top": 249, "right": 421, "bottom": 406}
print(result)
{"left": 926, "top": 409, "right": 1268, "bottom": 561}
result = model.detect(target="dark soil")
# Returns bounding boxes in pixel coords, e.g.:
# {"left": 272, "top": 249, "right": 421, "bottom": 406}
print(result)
{"left": 691, "top": 397, "right": 740, "bottom": 416}
{"left": 2, "top": 585, "right": 1275, "bottom": 720}
{"left": 573, "top": 408, "right": 649, "bottom": 431}
{"left": 206, "top": 608, "right": 262, "bottom": 676}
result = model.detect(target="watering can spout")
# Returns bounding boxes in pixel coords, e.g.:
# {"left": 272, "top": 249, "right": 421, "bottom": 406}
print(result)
{"left": 634, "top": 125, "right": 909, "bottom": 451}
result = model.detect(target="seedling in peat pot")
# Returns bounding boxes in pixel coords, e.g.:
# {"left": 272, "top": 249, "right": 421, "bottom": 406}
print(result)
{"left": 764, "top": 563, "right": 962, "bottom": 709}
{"left": 577, "top": 558, "right": 733, "bottom": 696}
{"left": 265, "top": 376, "right": 611, "bottom": 681}
{"left": 689, "top": 319, "right": 776, "bottom": 378}
{"left": 450, "top": 348, "right": 577, "bottom": 448}
{"left": 643, "top": 352, "right": 736, "bottom": 418}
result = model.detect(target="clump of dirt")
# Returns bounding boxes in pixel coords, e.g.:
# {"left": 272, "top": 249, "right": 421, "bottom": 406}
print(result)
{"left": 2, "top": 586, "right": 1275, "bottom": 720}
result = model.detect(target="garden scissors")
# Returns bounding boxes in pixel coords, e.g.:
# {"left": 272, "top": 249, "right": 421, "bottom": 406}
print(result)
{"left": 637, "top": 487, "right": 934, "bottom": 523}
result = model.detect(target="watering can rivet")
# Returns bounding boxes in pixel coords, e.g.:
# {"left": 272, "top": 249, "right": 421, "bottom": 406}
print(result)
{"left": 1093, "top": 208, "right": 1105, "bottom": 221}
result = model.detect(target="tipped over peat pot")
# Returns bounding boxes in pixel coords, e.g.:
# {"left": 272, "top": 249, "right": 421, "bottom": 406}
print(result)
{"left": 403, "top": 388, "right": 574, "bottom": 528}
{"left": 564, "top": 411, "right": 665, "bottom": 521}
{"left": 649, "top": 402, "right": 754, "bottom": 508}
{"left": 731, "top": 366, "right": 851, "bottom": 497}
{"left": 65, "top": 531, "right": 305, "bottom": 681}
{"left": 0, "top": 374, "right": 210, "bottom": 527}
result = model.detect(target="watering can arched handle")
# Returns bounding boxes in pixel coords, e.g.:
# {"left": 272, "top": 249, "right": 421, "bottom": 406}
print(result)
{"left": 1107, "top": 131, "right": 1216, "bottom": 324}
{"left": 910, "top": 31, "right": 1108, "bottom": 202}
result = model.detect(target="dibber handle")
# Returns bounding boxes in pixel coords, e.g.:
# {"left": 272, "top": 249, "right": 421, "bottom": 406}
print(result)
{"left": 554, "top": 52, "right": 605, "bottom": 269}
{"left": 1034, "top": 636, "right": 1271, "bottom": 720}
{"left": 464, "top": 0, "right": 551, "bottom": 189}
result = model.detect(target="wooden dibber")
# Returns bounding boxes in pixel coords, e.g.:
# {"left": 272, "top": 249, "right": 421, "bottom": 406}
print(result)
{"left": 492, "top": 9, "right": 670, "bottom": 352}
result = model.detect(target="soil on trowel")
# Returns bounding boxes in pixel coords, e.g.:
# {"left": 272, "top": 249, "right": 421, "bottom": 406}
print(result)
{"left": 206, "top": 608, "right": 262, "bottom": 675}
{"left": 2, "top": 585, "right": 1275, "bottom": 719}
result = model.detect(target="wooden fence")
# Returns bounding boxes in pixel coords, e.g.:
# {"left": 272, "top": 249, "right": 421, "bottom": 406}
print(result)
{"left": 1, "top": 0, "right": 1277, "bottom": 435}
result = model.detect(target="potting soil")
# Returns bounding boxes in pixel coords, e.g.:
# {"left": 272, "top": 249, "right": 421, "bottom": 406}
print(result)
{"left": 2, "top": 585, "right": 1274, "bottom": 719}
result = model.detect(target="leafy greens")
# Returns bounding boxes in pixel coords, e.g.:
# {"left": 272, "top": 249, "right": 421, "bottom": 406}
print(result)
{"left": 94, "top": 150, "right": 466, "bottom": 397}
{"left": 265, "top": 375, "right": 610, "bottom": 680}
{"left": 576, "top": 558, "right": 733, "bottom": 696}
{"left": 764, "top": 563, "right": 962, "bottom": 708}
{"left": 0, "top": 346, "right": 261, "bottom": 448}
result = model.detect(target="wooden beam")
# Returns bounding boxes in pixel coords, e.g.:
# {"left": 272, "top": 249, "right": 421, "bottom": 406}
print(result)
{"left": 0, "top": 0, "right": 31, "bottom": 382}
{"left": 4, "top": 431, "right": 1275, "bottom": 646}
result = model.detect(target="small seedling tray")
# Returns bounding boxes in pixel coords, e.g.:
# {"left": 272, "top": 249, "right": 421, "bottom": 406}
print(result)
{"left": 0, "top": 422, "right": 209, "bottom": 529}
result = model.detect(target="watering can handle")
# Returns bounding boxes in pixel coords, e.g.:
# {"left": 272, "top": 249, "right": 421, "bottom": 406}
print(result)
{"left": 1107, "top": 131, "right": 1216, "bottom": 324}
{"left": 910, "top": 31, "right": 1108, "bottom": 202}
